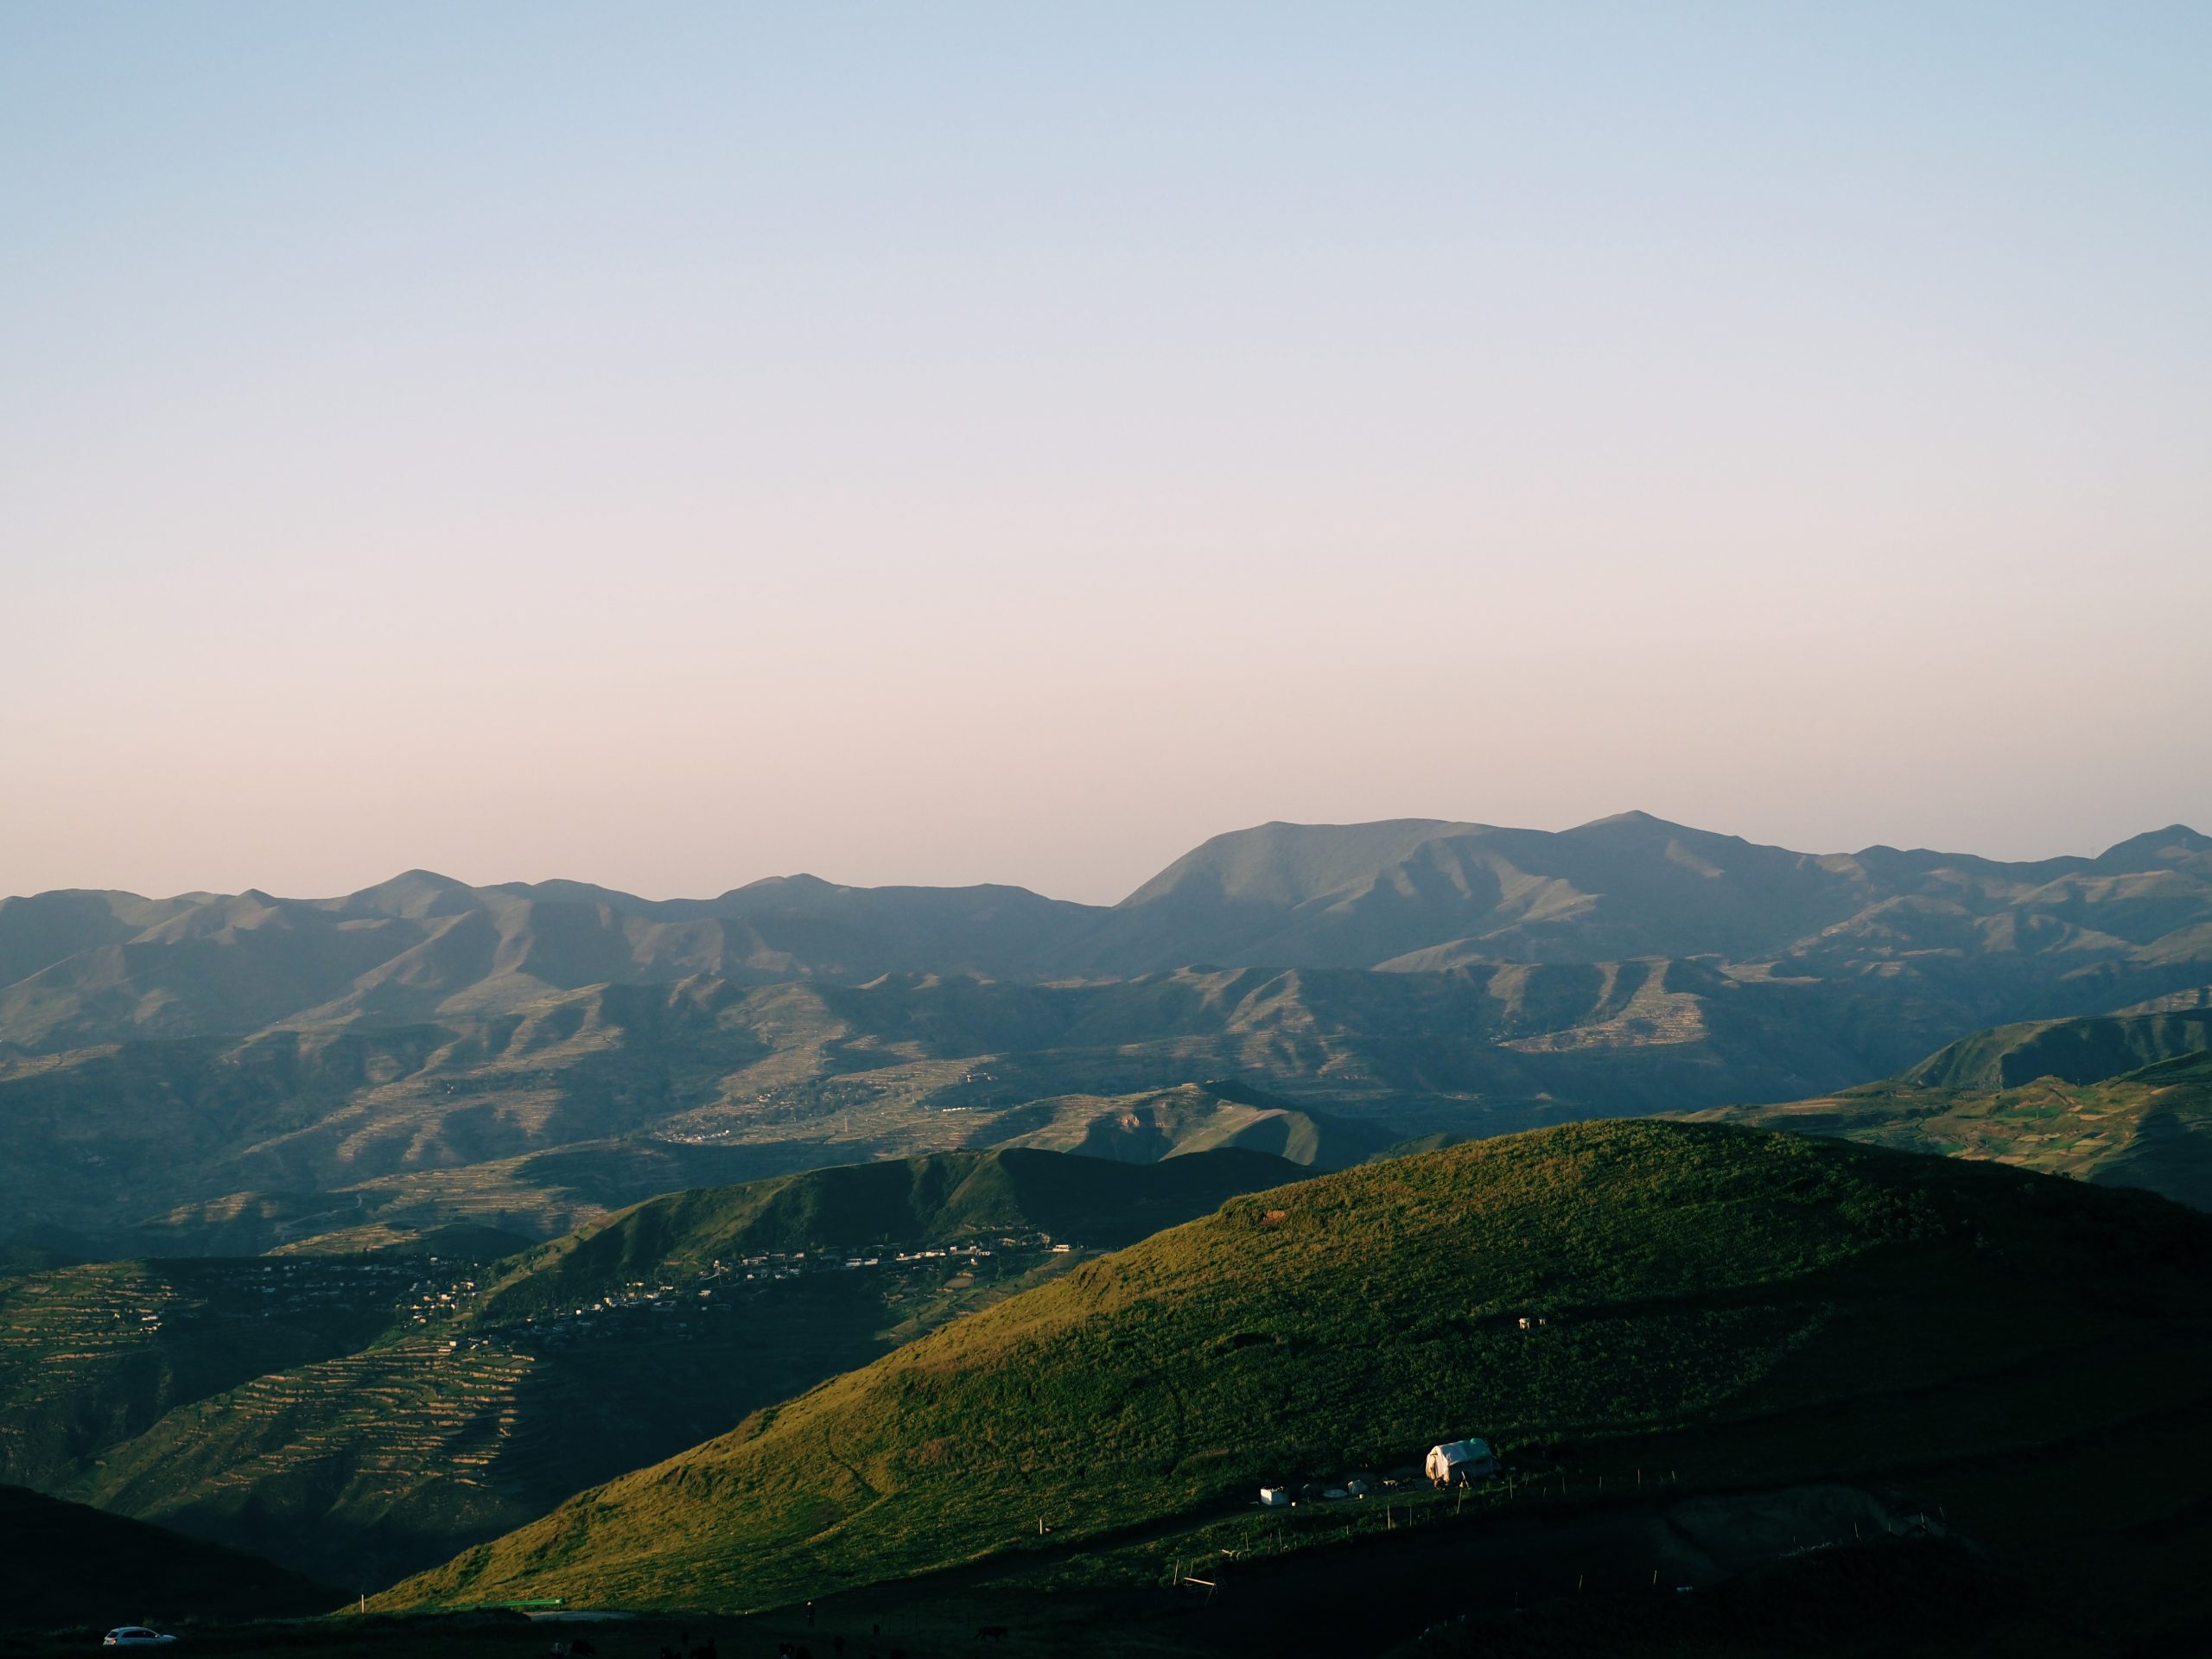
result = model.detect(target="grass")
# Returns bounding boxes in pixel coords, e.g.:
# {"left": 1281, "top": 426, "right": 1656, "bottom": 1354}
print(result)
{"left": 372, "top": 1118, "right": 2212, "bottom": 1618}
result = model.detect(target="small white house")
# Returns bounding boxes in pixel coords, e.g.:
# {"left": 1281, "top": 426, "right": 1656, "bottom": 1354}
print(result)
{"left": 1259, "top": 1485, "right": 1292, "bottom": 1507}
{"left": 1426, "top": 1438, "right": 1499, "bottom": 1486}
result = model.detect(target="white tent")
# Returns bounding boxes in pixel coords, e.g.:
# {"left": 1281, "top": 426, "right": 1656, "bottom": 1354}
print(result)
{"left": 1425, "top": 1438, "right": 1498, "bottom": 1485}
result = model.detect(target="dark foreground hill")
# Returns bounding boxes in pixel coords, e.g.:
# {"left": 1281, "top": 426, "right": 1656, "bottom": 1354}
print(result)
{"left": 3, "top": 1150, "right": 1300, "bottom": 1588}
{"left": 376, "top": 1119, "right": 2212, "bottom": 1646}
{"left": 0, "top": 1484, "right": 335, "bottom": 1633}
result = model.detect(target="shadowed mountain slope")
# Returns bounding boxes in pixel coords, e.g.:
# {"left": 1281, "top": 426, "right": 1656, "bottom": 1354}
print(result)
{"left": 0, "top": 1484, "right": 337, "bottom": 1633}
{"left": 377, "top": 1119, "right": 2212, "bottom": 1617}
{"left": 1901, "top": 1007, "right": 2212, "bottom": 1090}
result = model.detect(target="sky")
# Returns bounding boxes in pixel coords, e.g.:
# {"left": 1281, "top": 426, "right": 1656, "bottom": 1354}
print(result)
{"left": 3, "top": 3, "right": 2208, "bottom": 905}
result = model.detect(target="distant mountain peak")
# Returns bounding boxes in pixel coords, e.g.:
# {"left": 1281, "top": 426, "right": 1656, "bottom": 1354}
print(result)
{"left": 344, "top": 869, "right": 481, "bottom": 920}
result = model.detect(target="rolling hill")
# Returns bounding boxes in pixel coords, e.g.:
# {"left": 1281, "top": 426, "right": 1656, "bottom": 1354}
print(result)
{"left": 3, "top": 1149, "right": 1301, "bottom": 1588}
{"left": 375, "top": 1119, "right": 2212, "bottom": 1652}
{"left": 467, "top": 1146, "right": 1301, "bottom": 1324}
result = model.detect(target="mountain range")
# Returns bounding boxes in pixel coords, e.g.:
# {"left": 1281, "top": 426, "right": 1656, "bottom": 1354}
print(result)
{"left": 6, "top": 815, "right": 2209, "bottom": 1049}
{"left": 4, "top": 813, "right": 2209, "bottom": 1252}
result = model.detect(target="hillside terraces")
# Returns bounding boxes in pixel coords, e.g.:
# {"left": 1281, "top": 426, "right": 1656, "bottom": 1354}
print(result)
{"left": 0, "top": 1259, "right": 414, "bottom": 1487}
{"left": 72, "top": 1335, "right": 544, "bottom": 1584}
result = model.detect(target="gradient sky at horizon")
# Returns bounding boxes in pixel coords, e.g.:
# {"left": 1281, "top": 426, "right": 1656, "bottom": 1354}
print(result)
{"left": 4, "top": 3, "right": 2209, "bottom": 904}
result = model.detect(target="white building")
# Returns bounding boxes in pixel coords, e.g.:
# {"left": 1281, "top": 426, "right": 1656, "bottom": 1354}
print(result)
{"left": 1425, "top": 1438, "right": 1498, "bottom": 1485}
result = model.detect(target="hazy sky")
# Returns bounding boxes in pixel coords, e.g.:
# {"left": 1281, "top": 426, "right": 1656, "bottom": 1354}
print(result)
{"left": 4, "top": 3, "right": 2208, "bottom": 904}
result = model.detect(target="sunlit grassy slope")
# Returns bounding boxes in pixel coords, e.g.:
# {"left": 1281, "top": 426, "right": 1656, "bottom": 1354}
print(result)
{"left": 378, "top": 1119, "right": 2212, "bottom": 1616}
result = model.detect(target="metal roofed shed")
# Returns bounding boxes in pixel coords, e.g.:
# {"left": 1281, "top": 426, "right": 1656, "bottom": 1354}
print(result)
{"left": 1426, "top": 1438, "right": 1499, "bottom": 1486}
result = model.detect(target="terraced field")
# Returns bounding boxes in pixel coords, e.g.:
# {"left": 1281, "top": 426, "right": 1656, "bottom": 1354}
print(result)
{"left": 0, "top": 1258, "right": 415, "bottom": 1487}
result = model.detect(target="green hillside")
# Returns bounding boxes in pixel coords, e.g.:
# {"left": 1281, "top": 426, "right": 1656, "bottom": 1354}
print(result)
{"left": 1692, "top": 1035, "right": 2212, "bottom": 1211}
{"left": 376, "top": 1120, "right": 2212, "bottom": 1628}
{"left": 0, "top": 1484, "right": 335, "bottom": 1633}
{"left": 7, "top": 1150, "right": 1299, "bottom": 1589}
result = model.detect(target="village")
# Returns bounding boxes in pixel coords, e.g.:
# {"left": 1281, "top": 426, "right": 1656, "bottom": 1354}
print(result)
{"left": 1255, "top": 1436, "right": 1502, "bottom": 1510}
{"left": 480, "top": 1230, "right": 1084, "bottom": 1349}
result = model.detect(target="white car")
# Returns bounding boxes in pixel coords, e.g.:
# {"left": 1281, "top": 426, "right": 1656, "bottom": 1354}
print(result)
{"left": 103, "top": 1630, "right": 175, "bottom": 1647}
